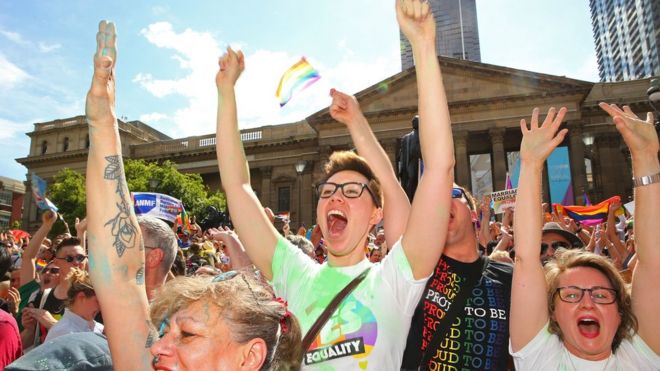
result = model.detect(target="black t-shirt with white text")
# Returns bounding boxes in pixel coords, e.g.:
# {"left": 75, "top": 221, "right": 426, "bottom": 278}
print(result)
{"left": 402, "top": 255, "right": 513, "bottom": 370}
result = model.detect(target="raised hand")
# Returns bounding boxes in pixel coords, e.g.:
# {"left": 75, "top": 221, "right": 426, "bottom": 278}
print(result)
{"left": 329, "top": 88, "right": 364, "bottom": 126}
{"left": 519, "top": 107, "right": 568, "bottom": 166}
{"left": 86, "top": 20, "right": 117, "bottom": 125}
{"left": 599, "top": 103, "right": 658, "bottom": 156}
{"left": 75, "top": 217, "right": 88, "bottom": 236}
{"left": 7, "top": 287, "right": 20, "bottom": 315}
{"left": 396, "top": 0, "right": 435, "bottom": 46}
{"left": 215, "top": 46, "right": 244, "bottom": 90}
{"left": 42, "top": 210, "right": 57, "bottom": 227}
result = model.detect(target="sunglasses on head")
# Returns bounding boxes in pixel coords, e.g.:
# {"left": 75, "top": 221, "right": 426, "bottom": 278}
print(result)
{"left": 55, "top": 254, "right": 87, "bottom": 263}
{"left": 541, "top": 241, "right": 570, "bottom": 253}
{"left": 41, "top": 267, "right": 61, "bottom": 275}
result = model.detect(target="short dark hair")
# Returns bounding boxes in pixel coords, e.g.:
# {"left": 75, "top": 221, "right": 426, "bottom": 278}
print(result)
{"left": 55, "top": 237, "right": 82, "bottom": 255}
{"left": 0, "top": 246, "right": 11, "bottom": 277}
{"left": 320, "top": 151, "right": 382, "bottom": 207}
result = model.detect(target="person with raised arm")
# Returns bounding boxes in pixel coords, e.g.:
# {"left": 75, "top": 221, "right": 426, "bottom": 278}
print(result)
{"left": 509, "top": 104, "right": 660, "bottom": 369}
{"left": 215, "top": 0, "right": 454, "bottom": 368}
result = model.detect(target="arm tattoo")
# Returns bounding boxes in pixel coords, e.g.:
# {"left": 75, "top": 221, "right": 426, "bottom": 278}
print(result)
{"left": 103, "top": 155, "right": 137, "bottom": 257}
{"left": 136, "top": 265, "right": 145, "bottom": 285}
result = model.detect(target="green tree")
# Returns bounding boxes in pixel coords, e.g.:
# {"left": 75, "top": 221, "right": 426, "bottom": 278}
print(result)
{"left": 47, "top": 159, "right": 226, "bottom": 236}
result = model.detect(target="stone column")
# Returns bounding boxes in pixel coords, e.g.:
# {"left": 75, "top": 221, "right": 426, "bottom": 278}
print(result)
{"left": 567, "top": 122, "right": 587, "bottom": 205}
{"left": 260, "top": 167, "right": 272, "bottom": 209}
{"left": 489, "top": 128, "right": 507, "bottom": 191}
{"left": 454, "top": 131, "right": 470, "bottom": 188}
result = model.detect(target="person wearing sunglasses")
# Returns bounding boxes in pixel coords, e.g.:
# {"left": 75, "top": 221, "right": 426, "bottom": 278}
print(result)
{"left": 540, "top": 222, "right": 583, "bottom": 264}
{"left": 510, "top": 104, "right": 660, "bottom": 369}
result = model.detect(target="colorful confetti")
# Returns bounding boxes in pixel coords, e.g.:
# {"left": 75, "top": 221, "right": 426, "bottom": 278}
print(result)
{"left": 275, "top": 57, "right": 321, "bottom": 107}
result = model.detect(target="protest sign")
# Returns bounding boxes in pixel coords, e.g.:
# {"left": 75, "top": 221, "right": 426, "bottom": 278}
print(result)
{"left": 132, "top": 192, "right": 182, "bottom": 223}
{"left": 490, "top": 188, "right": 517, "bottom": 214}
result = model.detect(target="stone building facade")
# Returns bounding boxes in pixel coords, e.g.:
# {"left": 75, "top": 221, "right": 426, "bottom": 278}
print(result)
{"left": 16, "top": 57, "right": 657, "bottom": 232}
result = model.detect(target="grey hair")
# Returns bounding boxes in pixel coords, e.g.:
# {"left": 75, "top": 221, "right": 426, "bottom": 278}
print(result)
{"left": 285, "top": 235, "right": 314, "bottom": 258}
{"left": 137, "top": 216, "right": 177, "bottom": 277}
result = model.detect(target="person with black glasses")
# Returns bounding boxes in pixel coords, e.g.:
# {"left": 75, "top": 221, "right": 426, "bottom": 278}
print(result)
{"left": 216, "top": 0, "right": 455, "bottom": 368}
{"left": 510, "top": 104, "right": 660, "bottom": 369}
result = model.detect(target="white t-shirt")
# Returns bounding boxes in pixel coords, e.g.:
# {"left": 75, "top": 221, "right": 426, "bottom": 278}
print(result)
{"left": 271, "top": 236, "right": 428, "bottom": 370}
{"left": 510, "top": 322, "right": 660, "bottom": 371}
{"left": 44, "top": 309, "right": 104, "bottom": 343}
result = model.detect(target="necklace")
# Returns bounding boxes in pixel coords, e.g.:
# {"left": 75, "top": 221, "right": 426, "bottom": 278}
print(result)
{"left": 563, "top": 345, "right": 613, "bottom": 371}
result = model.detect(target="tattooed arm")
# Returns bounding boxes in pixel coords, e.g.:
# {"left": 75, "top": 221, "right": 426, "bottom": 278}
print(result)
{"left": 85, "top": 21, "right": 155, "bottom": 369}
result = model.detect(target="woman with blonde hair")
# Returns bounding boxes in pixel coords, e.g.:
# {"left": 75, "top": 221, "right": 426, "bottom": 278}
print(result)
{"left": 510, "top": 104, "right": 660, "bottom": 369}
{"left": 44, "top": 268, "right": 103, "bottom": 342}
{"left": 83, "top": 20, "right": 303, "bottom": 370}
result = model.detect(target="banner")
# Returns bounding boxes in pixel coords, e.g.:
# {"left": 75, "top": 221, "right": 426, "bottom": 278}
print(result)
{"left": 31, "top": 174, "right": 58, "bottom": 212}
{"left": 132, "top": 192, "right": 182, "bottom": 223}
{"left": 490, "top": 188, "right": 517, "bottom": 214}
{"left": 547, "top": 147, "right": 573, "bottom": 205}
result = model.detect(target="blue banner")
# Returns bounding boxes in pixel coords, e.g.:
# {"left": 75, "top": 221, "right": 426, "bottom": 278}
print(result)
{"left": 547, "top": 147, "right": 573, "bottom": 205}
{"left": 31, "top": 174, "right": 58, "bottom": 212}
{"left": 132, "top": 192, "right": 182, "bottom": 223}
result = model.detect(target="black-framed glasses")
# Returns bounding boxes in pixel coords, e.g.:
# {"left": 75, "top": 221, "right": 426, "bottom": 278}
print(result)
{"left": 316, "top": 182, "right": 381, "bottom": 207}
{"left": 541, "top": 241, "right": 571, "bottom": 253}
{"left": 555, "top": 286, "right": 617, "bottom": 304}
{"left": 55, "top": 254, "right": 87, "bottom": 264}
{"left": 451, "top": 187, "right": 474, "bottom": 210}
{"left": 41, "top": 267, "right": 61, "bottom": 275}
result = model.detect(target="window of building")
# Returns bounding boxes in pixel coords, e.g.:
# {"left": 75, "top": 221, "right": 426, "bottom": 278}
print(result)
{"left": 41, "top": 140, "right": 48, "bottom": 155}
{"left": 63, "top": 137, "right": 70, "bottom": 152}
{"left": 0, "top": 189, "right": 12, "bottom": 206}
{"left": 86, "top": 135, "right": 90, "bottom": 149}
{"left": 469, "top": 153, "right": 492, "bottom": 197}
{"left": 277, "top": 186, "right": 290, "bottom": 213}
{"left": 0, "top": 214, "right": 10, "bottom": 229}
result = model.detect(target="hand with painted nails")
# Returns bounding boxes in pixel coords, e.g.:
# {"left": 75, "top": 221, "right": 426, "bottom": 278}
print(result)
{"left": 519, "top": 107, "right": 569, "bottom": 166}
{"left": 85, "top": 20, "right": 117, "bottom": 126}
{"left": 216, "top": 47, "right": 245, "bottom": 90}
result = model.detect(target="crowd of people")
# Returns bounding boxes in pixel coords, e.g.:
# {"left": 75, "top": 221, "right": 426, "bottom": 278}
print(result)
{"left": 0, "top": 0, "right": 659, "bottom": 369}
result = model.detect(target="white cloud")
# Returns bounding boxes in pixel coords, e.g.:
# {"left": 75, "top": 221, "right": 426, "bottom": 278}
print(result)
{"left": 38, "top": 42, "right": 61, "bottom": 53}
{"left": 0, "top": 30, "right": 28, "bottom": 45}
{"left": 134, "top": 22, "right": 398, "bottom": 136}
{"left": 0, "top": 53, "right": 30, "bottom": 88}
{"left": 0, "top": 118, "right": 30, "bottom": 140}
{"left": 139, "top": 112, "right": 168, "bottom": 123}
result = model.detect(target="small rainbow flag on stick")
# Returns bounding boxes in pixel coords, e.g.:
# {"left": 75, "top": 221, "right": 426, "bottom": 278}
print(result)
{"left": 275, "top": 57, "right": 321, "bottom": 107}
{"left": 553, "top": 195, "right": 622, "bottom": 226}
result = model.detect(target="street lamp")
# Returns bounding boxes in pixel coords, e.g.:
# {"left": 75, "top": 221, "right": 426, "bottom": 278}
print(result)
{"left": 582, "top": 133, "right": 594, "bottom": 147}
{"left": 295, "top": 160, "right": 307, "bottom": 228}
{"left": 149, "top": 178, "right": 160, "bottom": 192}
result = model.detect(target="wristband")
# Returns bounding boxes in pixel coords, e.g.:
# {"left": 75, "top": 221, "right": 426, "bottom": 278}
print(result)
{"left": 632, "top": 172, "right": 660, "bottom": 187}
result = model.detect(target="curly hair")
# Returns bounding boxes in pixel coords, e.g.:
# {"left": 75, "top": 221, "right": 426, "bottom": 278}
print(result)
{"left": 320, "top": 151, "right": 382, "bottom": 208}
{"left": 545, "top": 248, "right": 637, "bottom": 351}
{"left": 150, "top": 272, "right": 302, "bottom": 370}
{"left": 64, "top": 268, "right": 95, "bottom": 307}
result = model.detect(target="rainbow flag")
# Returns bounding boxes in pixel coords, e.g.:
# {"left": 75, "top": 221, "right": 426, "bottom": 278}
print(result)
{"left": 275, "top": 57, "right": 321, "bottom": 107}
{"left": 176, "top": 205, "right": 190, "bottom": 232}
{"left": 553, "top": 196, "right": 620, "bottom": 226}
{"left": 36, "top": 259, "right": 48, "bottom": 270}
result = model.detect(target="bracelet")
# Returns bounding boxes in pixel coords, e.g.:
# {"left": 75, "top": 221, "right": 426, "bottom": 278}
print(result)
{"left": 632, "top": 172, "right": 660, "bottom": 187}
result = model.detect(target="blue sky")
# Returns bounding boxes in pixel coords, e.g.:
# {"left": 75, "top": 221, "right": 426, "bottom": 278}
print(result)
{"left": 0, "top": 0, "right": 597, "bottom": 181}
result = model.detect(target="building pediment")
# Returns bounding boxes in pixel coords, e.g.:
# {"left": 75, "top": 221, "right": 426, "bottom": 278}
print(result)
{"left": 308, "top": 57, "right": 594, "bottom": 126}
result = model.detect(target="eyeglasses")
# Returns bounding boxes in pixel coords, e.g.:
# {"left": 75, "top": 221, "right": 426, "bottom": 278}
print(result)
{"left": 55, "top": 254, "right": 87, "bottom": 264}
{"left": 451, "top": 187, "right": 474, "bottom": 210}
{"left": 555, "top": 286, "right": 617, "bottom": 304}
{"left": 541, "top": 241, "right": 571, "bottom": 253}
{"left": 41, "top": 267, "right": 61, "bottom": 275}
{"left": 316, "top": 182, "right": 381, "bottom": 207}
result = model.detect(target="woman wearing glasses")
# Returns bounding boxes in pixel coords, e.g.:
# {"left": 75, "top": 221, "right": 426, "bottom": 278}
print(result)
{"left": 510, "top": 104, "right": 660, "bottom": 369}
{"left": 216, "top": 0, "right": 454, "bottom": 368}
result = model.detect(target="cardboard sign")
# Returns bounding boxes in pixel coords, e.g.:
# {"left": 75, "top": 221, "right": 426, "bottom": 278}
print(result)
{"left": 490, "top": 188, "right": 517, "bottom": 214}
